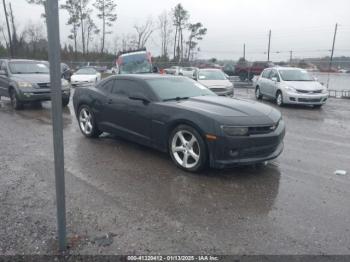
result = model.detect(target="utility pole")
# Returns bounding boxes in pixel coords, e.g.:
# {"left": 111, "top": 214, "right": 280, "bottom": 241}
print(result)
{"left": 289, "top": 50, "right": 293, "bottom": 64}
{"left": 267, "top": 30, "right": 271, "bottom": 62}
{"left": 243, "top": 43, "right": 246, "bottom": 60}
{"left": 45, "top": 0, "right": 67, "bottom": 252}
{"left": 329, "top": 23, "right": 338, "bottom": 71}
{"left": 2, "top": 0, "right": 13, "bottom": 57}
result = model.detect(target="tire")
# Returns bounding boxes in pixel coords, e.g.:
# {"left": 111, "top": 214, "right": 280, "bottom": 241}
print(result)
{"left": 77, "top": 105, "right": 102, "bottom": 138}
{"left": 255, "top": 86, "right": 263, "bottom": 100}
{"left": 62, "top": 97, "right": 70, "bottom": 107}
{"left": 9, "top": 89, "right": 23, "bottom": 110}
{"left": 169, "top": 124, "right": 207, "bottom": 172}
{"left": 276, "top": 91, "right": 284, "bottom": 107}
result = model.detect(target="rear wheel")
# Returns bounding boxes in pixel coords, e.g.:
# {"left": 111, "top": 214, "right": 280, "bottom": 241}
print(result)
{"left": 169, "top": 125, "right": 207, "bottom": 172}
{"left": 10, "top": 89, "right": 23, "bottom": 110}
{"left": 78, "top": 105, "right": 102, "bottom": 138}
{"left": 276, "top": 91, "right": 284, "bottom": 107}
{"left": 255, "top": 86, "right": 263, "bottom": 100}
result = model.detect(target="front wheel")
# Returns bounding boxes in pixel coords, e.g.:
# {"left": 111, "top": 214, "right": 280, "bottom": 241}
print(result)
{"left": 78, "top": 105, "right": 102, "bottom": 138}
{"left": 276, "top": 91, "right": 284, "bottom": 107}
{"left": 10, "top": 89, "right": 23, "bottom": 110}
{"left": 169, "top": 125, "right": 207, "bottom": 172}
{"left": 62, "top": 98, "right": 70, "bottom": 107}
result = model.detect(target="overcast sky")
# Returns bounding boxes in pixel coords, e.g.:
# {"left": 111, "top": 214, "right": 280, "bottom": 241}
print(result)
{"left": 2, "top": 0, "right": 350, "bottom": 61}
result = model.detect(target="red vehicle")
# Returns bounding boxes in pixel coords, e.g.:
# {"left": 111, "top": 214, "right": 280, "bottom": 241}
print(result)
{"left": 235, "top": 61, "right": 274, "bottom": 81}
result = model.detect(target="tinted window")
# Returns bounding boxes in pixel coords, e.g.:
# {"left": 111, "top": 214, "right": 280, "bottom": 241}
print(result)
{"left": 146, "top": 77, "right": 215, "bottom": 101}
{"left": 112, "top": 79, "right": 146, "bottom": 97}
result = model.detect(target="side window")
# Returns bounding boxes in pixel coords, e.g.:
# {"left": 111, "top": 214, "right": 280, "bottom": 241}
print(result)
{"left": 0, "top": 61, "right": 5, "bottom": 70}
{"left": 99, "top": 79, "right": 114, "bottom": 93}
{"left": 112, "top": 79, "right": 146, "bottom": 97}
{"left": 270, "top": 70, "right": 280, "bottom": 81}
{"left": 262, "top": 69, "right": 270, "bottom": 78}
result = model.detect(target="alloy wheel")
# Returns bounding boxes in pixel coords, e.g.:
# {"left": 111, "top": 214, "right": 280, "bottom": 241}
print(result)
{"left": 276, "top": 92, "right": 283, "bottom": 106}
{"left": 171, "top": 130, "right": 200, "bottom": 169}
{"left": 79, "top": 107, "right": 93, "bottom": 135}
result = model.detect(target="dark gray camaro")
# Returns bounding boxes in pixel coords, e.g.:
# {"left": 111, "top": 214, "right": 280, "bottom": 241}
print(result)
{"left": 73, "top": 74, "right": 285, "bottom": 172}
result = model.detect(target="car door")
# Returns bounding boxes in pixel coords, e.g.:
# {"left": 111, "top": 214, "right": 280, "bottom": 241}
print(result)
{"left": 258, "top": 69, "right": 271, "bottom": 96}
{"left": 0, "top": 61, "right": 9, "bottom": 97}
{"left": 269, "top": 69, "right": 281, "bottom": 97}
{"left": 104, "top": 79, "right": 153, "bottom": 146}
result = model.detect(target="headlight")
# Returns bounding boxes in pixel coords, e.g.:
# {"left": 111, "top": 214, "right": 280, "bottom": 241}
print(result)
{"left": 17, "top": 81, "right": 33, "bottom": 88}
{"left": 61, "top": 79, "right": 69, "bottom": 88}
{"left": 322, "top": 88, "right": 328, "bottom": 94}
{"left": 222, "top": 126, "right": 249, "bottom": 136}
{"left": 285, "top": 86, "right": 296, "bottom": 93}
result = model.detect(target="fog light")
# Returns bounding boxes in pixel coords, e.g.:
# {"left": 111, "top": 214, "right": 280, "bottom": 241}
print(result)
{"left": 289, "top": 97, "right": 296, "bottom": 101}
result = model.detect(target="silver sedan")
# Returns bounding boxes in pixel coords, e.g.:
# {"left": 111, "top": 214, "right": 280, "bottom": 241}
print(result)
{"left": 255, "top": 67, "right": 328, "bottom": 108}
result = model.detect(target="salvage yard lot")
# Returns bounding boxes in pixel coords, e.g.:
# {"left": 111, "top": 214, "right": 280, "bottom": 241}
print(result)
{"left": 0, "top": 88, "right": 350, "bottom": 254}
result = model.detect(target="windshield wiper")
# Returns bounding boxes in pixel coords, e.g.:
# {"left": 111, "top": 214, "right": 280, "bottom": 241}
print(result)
{"left": 163, "top": 96, "right": 190, "bottom": 102}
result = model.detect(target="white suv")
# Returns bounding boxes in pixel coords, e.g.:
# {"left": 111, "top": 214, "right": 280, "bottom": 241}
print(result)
{"left": 255, "top": 67, "right": 328, "bottom": 108}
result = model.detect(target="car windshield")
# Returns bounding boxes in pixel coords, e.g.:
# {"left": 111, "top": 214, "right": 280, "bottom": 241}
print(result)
{"left": 279, "top": 69, "right": 314, "bottom": 81}
{"left": 198, "top": 70, "right": 226, "bottom": 80}
{"left": 75, "top": 68, "right": 96, "bottom": 75}
{"left": 119, "top": 53, "right": 152, "bottom": 74}
{"left": 146, "top": 77, "right": 216, "bottom": 101}
{"left": 9, "top": 61, "right": 49, "bottom": 74}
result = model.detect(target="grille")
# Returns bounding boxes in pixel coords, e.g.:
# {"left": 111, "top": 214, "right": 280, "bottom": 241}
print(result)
{"left": 248, "top": 125, "right": 274, "bottom": 135}
{"left": 298, "top": 98, "right": 321, "bottom": 103}
{"left": 210, "top": 88, "right": 227, "bottom": 92}
{"left": 296, "top": 89, "right": 323, "bottom": 94}
{"left": 37, "top": 83, "right": 50, "bottom": 89}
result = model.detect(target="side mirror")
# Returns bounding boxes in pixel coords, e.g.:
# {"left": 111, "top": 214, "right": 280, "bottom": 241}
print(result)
{"left": 129, "top": 93, "right": 150, "bottom": 104}
{"left": 0, "top": 70, "right": 7, "bottom": 76}
{"left": 271, "top": 77, "right": 278, "bottom": 82}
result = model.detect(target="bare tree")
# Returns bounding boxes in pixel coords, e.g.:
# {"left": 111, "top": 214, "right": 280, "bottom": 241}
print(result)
{"left": 77, "top": 0, "right": 91, "bottom": 55}
{"left": 22, "top": 21, "right": 45, "bottom": 55}
{"left": 120, "top": 33, "right": 137, "bottom": 51}
{"left": 158, "top": 10, "right": 173, "bottom": 58}
{"left": 172, "top": 3, "right": 189, "bottom": 62}
{"left": 61, "top": 0, "right": 80, "bottom": 56}
{"left": 186, "top": 22, "right": 207, "bottom": 61}
{"left": 2, "top": 0, "right": 12, "bottom": 56}
{"left": 93, "top": 0, "right": 117, "bottom": 54}
{"left": 85, "top": 14, "right": 99, "bottom": 53}
{"left": 134, "top": 18, "right": 154, "bottom": 49}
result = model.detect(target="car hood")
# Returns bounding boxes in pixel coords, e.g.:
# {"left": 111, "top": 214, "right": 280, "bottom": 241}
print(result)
{"left": 11, "top": 74, "right": 50, "bottom": 83}
{"left": 285, "top": 81, "right": 324, "bottom": 90}
{"left": 165, "top": 96, "right": 281, "bottom": 126}
{"left": 198, "top": 79, "right": 232, "bottom": 88}
{"left": 71, "top": 74, "right": 96, "bottom": 81}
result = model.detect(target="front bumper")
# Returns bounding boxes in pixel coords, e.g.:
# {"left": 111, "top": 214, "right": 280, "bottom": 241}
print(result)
{"left": 209, "top": 120, "right": 286, "bottom": 168}
{"left": 18, "top": 88, "right": 71, "bottom": 102}
{"left": 210, "top": 88, "right": 234, "bottom": 97}
{"left": 283, "top": 91, "right": 328, "bottom": 105}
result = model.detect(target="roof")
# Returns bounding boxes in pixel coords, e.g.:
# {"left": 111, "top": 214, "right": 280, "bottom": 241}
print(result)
{"left": 0, "top": 58, "right": 44, "bottom": 63}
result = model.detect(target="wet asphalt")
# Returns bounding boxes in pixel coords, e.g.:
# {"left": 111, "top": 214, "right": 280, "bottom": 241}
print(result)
{"left": 0, "top": 88, "right": 350, "bottom": 255}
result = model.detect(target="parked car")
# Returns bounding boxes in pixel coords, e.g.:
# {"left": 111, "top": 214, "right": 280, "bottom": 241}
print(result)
{"left": 194, "top": 68, "right": 234, "bottom": 96}
{"left": 70, "top": 67, "right": 101, "bottom": 87}
{"left": 165, "top": 66, "right": 182, "bottom": 75}
{"left": 117, "top": 49, "right": 158, "bottom": 74}
{"left": 0, "top": 59, "right": 70, "bottom": 109}
{"left": 180, "top": 67, "right": 197, "bottom": 78}
{"left": 73, "top": 74, "right": 285, "bottom": 172}
{"left": 41, "top": 61, "right": 73, "bottom": 81}
{"left": 255, "top": 67, "right": 328, "bottom": 108}
{"left": 235, "top": 61, "right": 274, "bottom": 81}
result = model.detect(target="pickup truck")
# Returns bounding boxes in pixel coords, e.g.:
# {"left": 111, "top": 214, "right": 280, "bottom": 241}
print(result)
{"left": 234, "top": 61, "right": 274, "bottom": 81}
